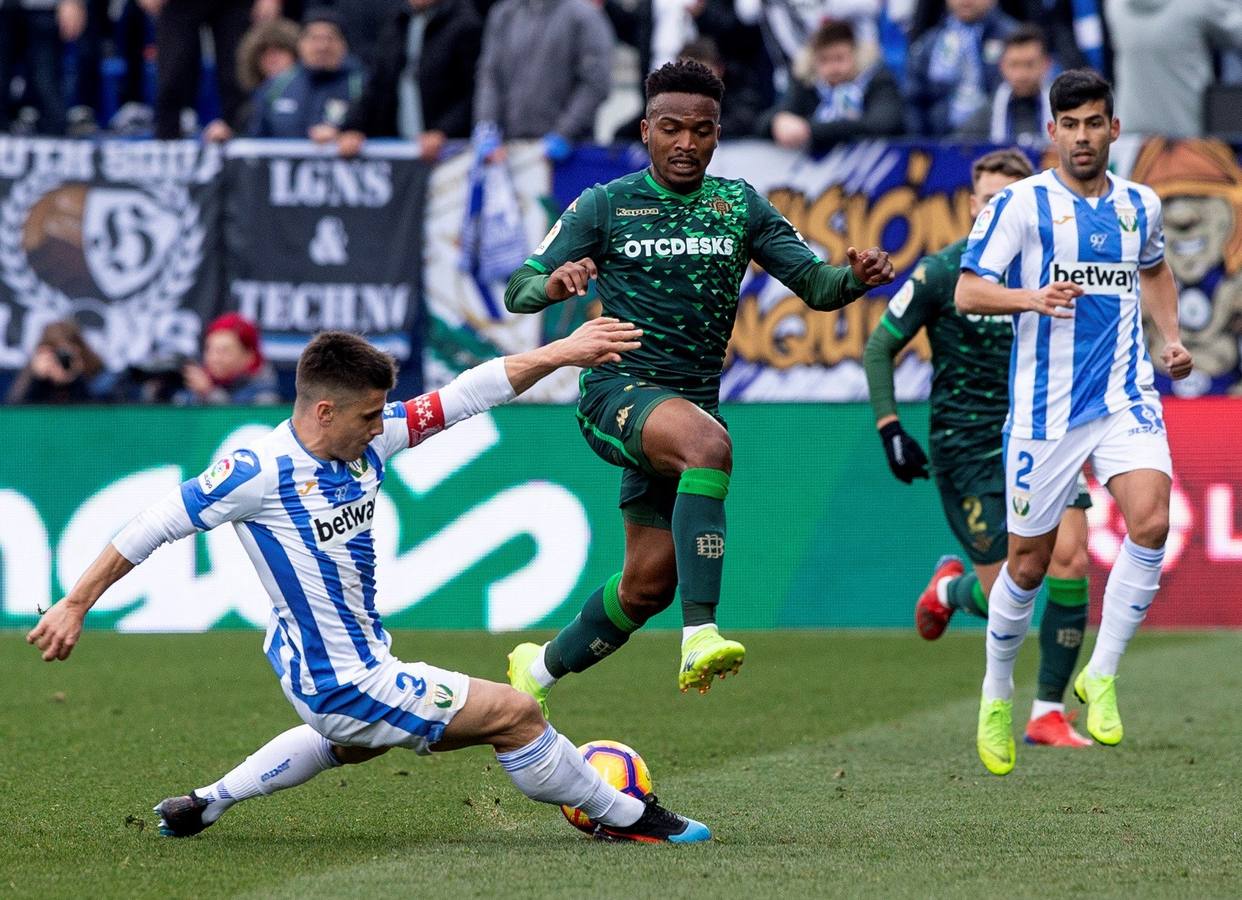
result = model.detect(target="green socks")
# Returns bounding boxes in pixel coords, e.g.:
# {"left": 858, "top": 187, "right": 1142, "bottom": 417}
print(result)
{"left": 1036, "top": 576, "right": 1089, "bottom": 702}
{"left": 673, "top": 468, "right": 730, "bottom": 627}
{"left": 945, "top": 571, "right": 989, "bottom": 618}
{"left": 543, "top": 573, "right": 638, "bottom": 678}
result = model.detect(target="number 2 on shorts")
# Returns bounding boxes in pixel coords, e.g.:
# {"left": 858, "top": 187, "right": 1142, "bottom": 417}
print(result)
{"left": 1014, "top": 451, "right": 1034, "bottom": 490}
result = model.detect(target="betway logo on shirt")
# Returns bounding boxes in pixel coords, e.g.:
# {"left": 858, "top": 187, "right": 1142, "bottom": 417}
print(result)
{"left": 1050, "top": 261, "right": 1138, "bottom": 295}
{"left": 312, "top": 493, "right": 377, "bottom": 549}
{"left": 620, "top": 236, "right": 736, "bottom": 258}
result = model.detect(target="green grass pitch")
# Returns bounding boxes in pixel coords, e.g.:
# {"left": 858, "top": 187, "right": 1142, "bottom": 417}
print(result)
{"left": 3, "top": 629, "right": 1240, "bottom": 899}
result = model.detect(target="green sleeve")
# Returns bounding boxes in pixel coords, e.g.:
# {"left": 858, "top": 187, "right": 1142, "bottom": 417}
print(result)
{"left": 862, "top": 256, "right": 942, "bottom": 421}
{"left": 743, "top": 182, "right": 867, "bottom": 311}
{"left": 505, "top": 185, "right": 607, "bottom": 314}
{"left": 863, "top": 321, "right": 907, "bottom": 423}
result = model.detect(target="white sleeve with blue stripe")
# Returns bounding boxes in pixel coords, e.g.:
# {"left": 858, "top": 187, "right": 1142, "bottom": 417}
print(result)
{"left": 961, "top": 188, "right": 1028, "bottom": 283}
{"left": 1138, "top": 189, "right": 1164, "bottom": 268}
{"left": 179, "top": 448, "right": 267, "bottom": 530}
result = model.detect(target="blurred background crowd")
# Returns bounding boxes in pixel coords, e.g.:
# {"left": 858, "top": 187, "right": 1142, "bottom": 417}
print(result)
{"left": 2, "top": 0, "right": 1241, "bottom": 407}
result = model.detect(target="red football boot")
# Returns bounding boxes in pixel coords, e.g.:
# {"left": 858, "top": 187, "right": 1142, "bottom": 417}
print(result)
{"left": 1024, "top": 709, "right": 1093, "bottom": 747}
{"left": 915, "top": 554, "right": 964, "bottom": 640}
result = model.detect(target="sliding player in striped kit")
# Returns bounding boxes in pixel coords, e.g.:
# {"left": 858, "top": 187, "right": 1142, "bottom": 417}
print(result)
{"left": 957, "top": 69, "right": 1193, "bottom": 775}
{"left": 27, "top": 320, "right": 711, "bottom": 844}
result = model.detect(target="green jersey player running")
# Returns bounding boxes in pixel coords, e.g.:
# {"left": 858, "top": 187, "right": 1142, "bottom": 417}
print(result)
{"left": 864, "top": 149, "right": 1093, "bottom": 749}
{"left": 503, "top": 60, "right": 894, "bottom": 709}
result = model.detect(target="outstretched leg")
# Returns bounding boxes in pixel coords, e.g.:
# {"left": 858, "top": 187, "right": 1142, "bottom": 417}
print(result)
{"left": 155, "top": 724, "right": 383, "bottom": 836}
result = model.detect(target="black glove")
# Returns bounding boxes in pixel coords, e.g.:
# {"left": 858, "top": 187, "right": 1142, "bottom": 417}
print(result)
{"left": 879, "top": 420, "right": 929, "bottom": 484}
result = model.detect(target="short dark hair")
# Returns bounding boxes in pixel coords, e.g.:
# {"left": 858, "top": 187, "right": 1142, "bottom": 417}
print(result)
{"left": 810, "top": 19, "right": 855, "bottom": 50}
{"left": 1049, "top": 68, "right": 1113, "bottom": 119}
{"left": 296, "top": 331, "right": 396, "bottom": 404}
{"left": 1003, "top": 23, "right": 1047, "bottom": 54}
{"left": 644, "top": 59, "right": 724, "bottom": 112}
{"left": 971, "top": 148, "right": 1034, "bottom": 187}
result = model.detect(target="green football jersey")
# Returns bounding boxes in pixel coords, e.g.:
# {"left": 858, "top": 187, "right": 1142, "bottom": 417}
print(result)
{"left": 879, "top": 238, "right": 1012, "bottom": 465}
{"left": 519, "top": 169, "right": 849, "bottom": 409}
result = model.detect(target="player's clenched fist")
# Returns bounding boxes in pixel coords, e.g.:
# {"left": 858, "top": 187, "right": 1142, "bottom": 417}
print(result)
{"left": 1162, "top": 341, "right": 1193, "bottom": 380}
{"left": 27, "top": 599, "right": 86, "bottom": 662}
{"left": 1029, "top": 281, "right": 1081, "bottom": 318}
{"left": 847, "top": 247, "right": 895, "bottom": 287}
{"left": 552, "top": 316, "right": 643, "bottom": 367}
{"left": 546, "top": 258, "right": 599, "bottom": 300}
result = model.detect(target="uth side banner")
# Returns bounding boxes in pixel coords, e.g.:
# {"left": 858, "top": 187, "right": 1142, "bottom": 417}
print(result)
{"left": 0, "top": 401, "right": 1237, "bottom": 632}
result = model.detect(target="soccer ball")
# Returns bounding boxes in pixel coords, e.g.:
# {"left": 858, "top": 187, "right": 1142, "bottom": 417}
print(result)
{"left": 560, "top": 740, "right": 653, "bottom": 833}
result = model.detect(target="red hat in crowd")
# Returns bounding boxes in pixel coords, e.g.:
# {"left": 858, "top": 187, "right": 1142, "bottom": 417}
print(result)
{"left": 206, "top": 312, "right": 265, "bottom": 376}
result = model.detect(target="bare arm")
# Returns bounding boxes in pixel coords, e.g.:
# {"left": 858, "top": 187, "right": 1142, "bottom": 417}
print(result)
{"left": 1139, "top": 261, "right": 1193, "bottom": 380}
{"left": 955, "top": 270, "right": 1080, "bottom": 317}
{"left": 503, "top": 317, "right": 641, "bottom": 395}
{"left": 26, "top": 545, "right": 134, "bottom": 661}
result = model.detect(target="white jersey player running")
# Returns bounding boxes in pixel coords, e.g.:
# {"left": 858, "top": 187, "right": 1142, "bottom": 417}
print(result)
{"left": 27, "top": 321, "right": 711, "bottom": 844}
{"left": 956, "top": 69, "right": 1193, "bottom": 776}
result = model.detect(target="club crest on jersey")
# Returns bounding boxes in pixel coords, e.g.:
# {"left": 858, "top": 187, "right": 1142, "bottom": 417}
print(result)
{"left": 346, "top": 457, "right": 369, "bottom": 479}
{"left": 198, "top": 457, "right": 234, "bottom": 493}
{"left": 707, "top": 198, "right": 732, "bottom": 214}
{"left": 1115, "top": 203, "right": 1139, "bottom": 233}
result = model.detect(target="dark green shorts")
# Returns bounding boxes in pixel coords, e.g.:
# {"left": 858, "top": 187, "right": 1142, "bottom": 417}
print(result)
{"left": 935, "top": 456, "right": 1092, "bottom": 565}
{"left": 576, "top": 374, "right": 715, "bottom": 530}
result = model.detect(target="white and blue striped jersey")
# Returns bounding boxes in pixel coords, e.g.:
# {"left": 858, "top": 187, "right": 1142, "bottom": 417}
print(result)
{"left": 960, "top": 168, "right": 1165, "bottom": 440}
{"left": 177, "top": 394, "right": 447, "bottom": 702}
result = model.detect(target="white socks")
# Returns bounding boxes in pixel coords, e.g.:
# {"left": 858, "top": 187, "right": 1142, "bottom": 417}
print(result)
{"left": 1029, "top": 698, "right": 1064, "bottom": 721}
{"left": 1088, "top": 536, "right": 1164, "bottom": 677}
{"left": 682, "top": 623, "right": 715, "bottom": 643}
{"left": 529, "top": 644, "right": 558, "bottom": 689}
{"left": 496, "top": 725, "right": 644, "bottom": 827}
{"left": 195, "top": 725, "right": 340, "bottom": 824}
{"left": 982, "top": 565, "right": 1040, "bottom": 701}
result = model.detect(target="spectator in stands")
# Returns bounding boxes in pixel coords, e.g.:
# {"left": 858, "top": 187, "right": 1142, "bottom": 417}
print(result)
{"left": 237, "top": 16, "right": 300, "bottom": 94}
{"left": 332, "top": 0, "right": 482, "bottom": 161}
{"left": 6, "top": 320, "right": 108, "bottom": 404}
{"left": 202, "top": 16, "right": 300, "bottom": 140}
{"left": 679, "top": 37, "right": 770, "bottom": 140}
{"left": 0, "top": 0, "right": 87, "bottom": 135}
{"left": 176, "top": 313, "right": 280, "bottom": 406}
{"left": 239, "top": 9, "right": 362, "bottom": 139}
{"left": 905, "top": 0, "right": 1017, "bottom": 137}
{"left": 734, "top": 0, "right": 881, "bottom": 93}
{"left": 141, "top": 0, "right": 263, "bottom": 139}
{"left": 472, "top": 0, "right": 614, "bottom": 158}
{"left": 954, "top": 24, "right": 1051, "bottom": 145}
{"left": 762, "top": 19, "right": 904, "bottom": 155}
{"left": 1106, "top": 0, "right": 1242, "bottom": 138}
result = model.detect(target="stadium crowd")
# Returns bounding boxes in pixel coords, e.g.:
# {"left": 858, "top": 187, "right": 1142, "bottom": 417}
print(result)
{"left": 2, "top": 0, "right": 1240, "bottom": 146}
{"left": 1, "top": 0, "right": 1241, "bottom": 406}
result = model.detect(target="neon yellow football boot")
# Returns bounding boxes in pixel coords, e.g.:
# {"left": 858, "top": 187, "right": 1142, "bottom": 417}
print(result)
{"left": 507, "top": 642, "right": 552, "bottom": 718}
{"left": 1074, "top": 669, "right": 1123, "bottom": 745}
{"left": 977, "top": 696, "right": 1016, "bottom": 776}
{"left": 678, "top": 625, "right": 745, "bottom": 694}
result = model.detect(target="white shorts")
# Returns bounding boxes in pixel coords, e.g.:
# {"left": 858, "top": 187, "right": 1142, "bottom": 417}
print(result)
{"left": 279, "top": 654, "right": 470, "bottom": 755}
{"left": 1005, "top": 400, "right": 1172, "bottom": 537}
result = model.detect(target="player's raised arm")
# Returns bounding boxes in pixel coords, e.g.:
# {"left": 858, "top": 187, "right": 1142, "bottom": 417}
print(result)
{"left": 400, "top": 317, "right": 642, "bottom": 449}
{"left": 505, "top": 187, "right": 606, "bottom": 314}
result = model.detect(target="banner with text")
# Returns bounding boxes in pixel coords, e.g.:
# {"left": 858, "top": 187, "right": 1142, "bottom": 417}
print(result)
{"left": 0, "top": 401, "right": 1236, "bottom": 632}
{"left": 223, "top": 140, "right": 429, "bottom": 364}
{"left": 0, "top": 138, "right": 222, "bottom": 371}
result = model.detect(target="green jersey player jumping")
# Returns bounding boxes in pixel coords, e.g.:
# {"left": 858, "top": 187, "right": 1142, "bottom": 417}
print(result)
{"left": 863, "top": 149, "right": 1093, "bottom": 748}
{"left": 503, "top": 60, "right": 894, "bottom": 709}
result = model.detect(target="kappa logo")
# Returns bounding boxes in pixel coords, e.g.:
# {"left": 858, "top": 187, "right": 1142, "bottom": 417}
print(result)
{"left": 616, "top": 404, "right": 633, "bottom": 430}
{"left": 615, "top": 206, "right": 659, "bottom": 217}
